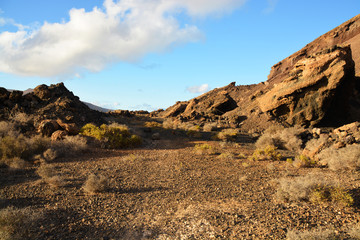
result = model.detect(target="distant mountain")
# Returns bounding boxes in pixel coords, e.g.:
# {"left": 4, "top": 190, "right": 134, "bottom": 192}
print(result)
{"left": 83, "top": 102, "right": 111, "bottom": 113}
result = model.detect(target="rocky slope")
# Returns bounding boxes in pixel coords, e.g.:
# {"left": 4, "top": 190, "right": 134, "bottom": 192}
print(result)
{"left": 158, "top": 14, "right": 360, "bottom": 131}
{"left": 0, "top": 83, "right": 105, "bottom": 128}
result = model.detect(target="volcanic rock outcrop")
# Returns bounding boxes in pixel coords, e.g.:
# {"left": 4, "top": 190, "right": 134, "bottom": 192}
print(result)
{"left": 158, "top": 14, "right": 360, "bottom": 131}
{"left": 0, "top": 83, "right": 105, "bottom": 130}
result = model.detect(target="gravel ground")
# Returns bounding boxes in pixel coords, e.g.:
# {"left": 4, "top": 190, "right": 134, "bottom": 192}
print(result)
{"left": 1, "top": 134, "right": 360, "bottom": 239}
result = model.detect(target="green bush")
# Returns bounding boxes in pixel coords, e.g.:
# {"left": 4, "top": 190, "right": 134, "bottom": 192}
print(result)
{"left": 80, "top": 123, "right": 142, "bottom": 149}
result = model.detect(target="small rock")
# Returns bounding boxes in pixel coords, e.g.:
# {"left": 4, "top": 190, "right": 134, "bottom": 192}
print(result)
{"left": 333, "top": 141, "right": 345, "bottom": 149}
{"left": 51, "top": 130, "right": 68, "bottom": 141}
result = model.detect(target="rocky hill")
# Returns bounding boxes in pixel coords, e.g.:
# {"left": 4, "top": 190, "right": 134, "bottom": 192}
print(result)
{"left": 157, "top": 14, "right": 360, "bottom": 132}
{"left": 0, "top": 83, "right": 105, "bottom": 128}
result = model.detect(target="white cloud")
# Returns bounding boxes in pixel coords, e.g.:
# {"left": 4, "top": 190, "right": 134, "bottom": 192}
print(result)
{"left": 0, "top": 0, "right": 247, "bottom": 78}
{"left": 186, "top": 83, "right": 209, "bottom": 93}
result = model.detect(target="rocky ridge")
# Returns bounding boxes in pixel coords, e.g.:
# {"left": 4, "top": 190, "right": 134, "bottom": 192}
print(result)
{"left": 157, "top": 14, "right": 360, "bottom": 131}
{"left": 0, "top": 83, "right": 105, "bottom": 132}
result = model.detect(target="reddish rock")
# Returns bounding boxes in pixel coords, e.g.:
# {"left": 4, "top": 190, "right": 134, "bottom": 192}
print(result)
{"left": 51, "top": 130, "right": 68, "bottom": 141}
{"left": 56, "top": 120, "right": 79, "bottom": 135}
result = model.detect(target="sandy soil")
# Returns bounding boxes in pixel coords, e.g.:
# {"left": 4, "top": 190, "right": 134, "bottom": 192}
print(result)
{"left": 1, "top": 126, "right": 360, "bottom": 239}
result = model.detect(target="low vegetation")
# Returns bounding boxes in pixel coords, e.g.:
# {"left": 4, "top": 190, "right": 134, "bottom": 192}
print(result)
{"left": 80, "top": 123, "right": 142, "bottom": 149}
{"left": 292, "top": 154, "right": 317, "bottom": 168}
{"left": 0, "top": 206, "right": 43, "bottom": 240}
{"left": 250, "top": 145, "right": 282, "bottom": 161}
{"left": 193, "top": 143, "right": 215, "bottom": 155}
{"left": 276, "top": 173, "right": 353, "bottom": 206}
{"left": 82, "top": 174, "right": 109, "bottom": 194}
{"left": 255, "top": 125, "right": 306, "bottom": 153}
{"left": 216, "top": 128, "right": 238, "bottom": 141}
{"left": 318, "top": 144, "right": 360, "bottom": 171}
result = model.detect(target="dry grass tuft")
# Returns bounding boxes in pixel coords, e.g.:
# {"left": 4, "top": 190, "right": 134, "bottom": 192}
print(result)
{"left": 318, "top": 144, "right": 360, "bottom": 171}
{"left": 216, "top": 129, "right": 239, "bottom": 142}
{"left": 144, "top": 121, "right": 162, "bottom": 128}
{"left": 293, "top": 155, "right": 317, "bottom": 168}
{"left": 82, "top": 174, "right": 109, "bottom": 194}
{"left": 50, "top": 135, "right": 88, "bottom": 158}
{"left": 256, "top": 125, "right": 306, "bottom": 153}
{"left": 43, "top": 148, "right": 58, "bottom": 162}
{"left": 276, "top": 173, "right": 353, "bottom": 206}
{"left": 250, "top": 145, "right": 282, "bottom": 161}
{"left": 194, "top": 144, "right": 215, "bottom": 155}
{"left": 0, "top": 206, "right": 43, "bottom": 240}
{"left": 0, "top": 135, "right": 50, "bottom": 162}
{"left": 218, "top": 152, "right": 236, "bottom": 160}
{"left": 36, "top": 164, "right": 57, "bottom": 179}
{"left": 5, "top": 157, "right": 30, "bottom": 169}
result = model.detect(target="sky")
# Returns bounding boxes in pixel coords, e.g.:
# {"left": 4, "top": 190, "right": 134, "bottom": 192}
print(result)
{"left": 0, "top": 0, "right": 359, "bottom": 111}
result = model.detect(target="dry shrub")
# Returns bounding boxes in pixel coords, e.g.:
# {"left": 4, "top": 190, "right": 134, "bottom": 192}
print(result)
{"left": 46, "top": 175, "right": 66, "bottom": 188}
{"left": 216, "top": 129, "right": 238, "bottom": 141}
{"left": 9, "top": 112, "right": 32, "bottom": 124}
{"left": 144, "top": 121, "right": 162, "bottom": 128}
{"left": 218, "top": 152, "right": 236, "bottom": 160}
{"left": 80, "top": 123, "right": 142, "bottom": 149}
{"left": 286, "top": 228, "right": 337, "bottom": 240}
{"left": 276, "top": 173, "right": 353, "bottom": 206}
{"left": 293, "top": 155, "right": 317, "bottom": 168}
{"left": 256, "top": 125, "right": 306, "bottom": 152}
{"left": 0, "top": 206, "right": 43, "bottom": 240}
{"left": 36, "top": 164, "right": 66, "bottom": 187}
{"left": 36, "top": 164, "right": 57, "bottom": 179}
{"left": 5, "top": 157, "right": 30, "bottom": 169}
{"left": 43, "top": 148, "right": 58, "bottom": 162}
{"left": 0, "top": 135, "right": 50, "bottom": 162}
{"left": 318, "top": 144, "right": 360, "bottom": 171}
{"left": 50, "top": 135, "right": 88, "bottom": 158}
{"left": 82, "top": 174, "right": 109, "bottom": 194}
{"left": 0, "top": 121, "right": 19, "bottom": 137}
{"left": 194, "top": 144, "right": 215, "bottom": 155}
{"left": 203, "top": 123, "right": 217, "bottom": 132}
{"left": 250, "top": 145, "right": 282, "bottom": 161}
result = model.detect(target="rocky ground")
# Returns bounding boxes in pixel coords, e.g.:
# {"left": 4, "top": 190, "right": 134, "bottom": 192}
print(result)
{"left": 1, "top": 118, "right": 360, "bottom": 240}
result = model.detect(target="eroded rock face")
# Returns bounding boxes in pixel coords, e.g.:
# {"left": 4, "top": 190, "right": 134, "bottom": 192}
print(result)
{"left": 257, "top": 46, "right": 355, "bottom": 126}
{"left": 157, "top": 14, "right": 360, "bottom": 131}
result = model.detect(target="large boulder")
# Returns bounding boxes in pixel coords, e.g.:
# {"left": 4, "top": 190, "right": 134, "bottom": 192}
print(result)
{"left": 257, "top": 45, "right": 355, "bottom": 126}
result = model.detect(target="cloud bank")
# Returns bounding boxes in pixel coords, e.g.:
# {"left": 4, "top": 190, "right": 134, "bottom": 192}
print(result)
{"left": 187, "top": 83, "right": 209, "bottom": 93}
{"left": 0, "top": 0, "right": 246, "bottom": 78}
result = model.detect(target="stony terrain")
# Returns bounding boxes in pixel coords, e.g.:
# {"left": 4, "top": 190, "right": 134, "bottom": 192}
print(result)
{"left": 1, "top": 118, "right": 360, "bottom": 240}
{"left": 1, "top": 13, "right": 360, "bottom": 240}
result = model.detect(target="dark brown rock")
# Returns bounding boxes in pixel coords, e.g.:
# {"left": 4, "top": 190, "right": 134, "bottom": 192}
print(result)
{"left": 33, "top": 84, "right": 51, "bottom": 100}
{"left": 38, "top": 120, "right": 60, "bottom": 137}
{"left": 9, "top": 91, "right": 23, "bottom": 102}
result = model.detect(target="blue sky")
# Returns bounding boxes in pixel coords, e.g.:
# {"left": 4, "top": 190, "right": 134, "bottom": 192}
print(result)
{"left": 0, "top": 0, "right": 359, "bottom": 111}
